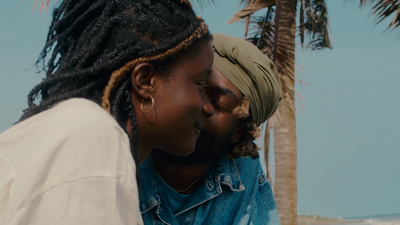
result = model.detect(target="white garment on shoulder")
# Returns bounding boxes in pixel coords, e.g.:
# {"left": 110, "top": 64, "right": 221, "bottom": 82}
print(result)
{"left": 0, "top": 98, "right": 143, "bottom": 225}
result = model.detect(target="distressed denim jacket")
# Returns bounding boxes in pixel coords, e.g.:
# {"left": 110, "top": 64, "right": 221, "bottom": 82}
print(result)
{"left": 139, "top": 156, "right": 281, "bottom": 225}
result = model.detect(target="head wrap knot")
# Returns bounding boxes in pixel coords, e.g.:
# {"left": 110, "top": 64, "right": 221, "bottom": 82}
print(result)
{"left": 212, "top": 33, "right": 282, "bottom": 126}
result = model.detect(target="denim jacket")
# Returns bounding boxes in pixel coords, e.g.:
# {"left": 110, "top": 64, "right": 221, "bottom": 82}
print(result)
{"left": 139, "top": 156, "right": 280, "bottom": 225}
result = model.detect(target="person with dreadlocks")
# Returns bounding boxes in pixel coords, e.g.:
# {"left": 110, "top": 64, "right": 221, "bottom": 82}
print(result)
{"left": 0, "top": 0, "right": 215, "bottom": 224}
{"left": 139, "top": 33, "right": 282, "bottom": 224}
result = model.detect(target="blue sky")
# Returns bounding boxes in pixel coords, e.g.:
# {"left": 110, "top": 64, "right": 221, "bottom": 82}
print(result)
{"left": 1, "top": 0, "right": 399, "bottom": 219}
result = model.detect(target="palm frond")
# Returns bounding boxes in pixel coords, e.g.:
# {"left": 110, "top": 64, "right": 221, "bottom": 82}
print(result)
{"left": 246, "top": 11, "right": 301, "bottom": 113}
{"left": 358, "top": 0, "right": 373, "bottom": 8}
{"left": 348, "top": 0, "right": 400, "bottom": 36}
{"left": 372, "top": 0, "right": 400, "bottom": 30}
{"left": 229, "top": 0, "right": 332, "bottom": 50}
{"left": 246, "top": 10, "right": 275, "bottom": 56}
{"left": 194, "top": 0, "right": 221, "bottom": 10}
{"left": 244, "top": 15, "right": 250, "bottom": 39}
{"left": 228, "top": 0, "right": 275, "bottom": 24}
{"left": 32, "top": 0, "right": 51, "bottom": 13}
{"left": 299, "top": 0, "right": 332, "bottom": 50}
{"left": 343, "top": 0, "right": 372, "bottom": 8}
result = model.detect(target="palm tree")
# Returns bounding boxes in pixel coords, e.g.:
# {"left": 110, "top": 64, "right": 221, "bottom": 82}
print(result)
{"left": 227, "top": 1, "right": 399, "bottom": 224}
{"left": 353, "top": 0, "right": 400, "bottom": 35}
{"left": 226, "top": 1, "right": 399, "bottom": 225}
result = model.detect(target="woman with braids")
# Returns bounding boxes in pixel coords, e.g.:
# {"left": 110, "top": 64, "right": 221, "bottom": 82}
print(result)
{"left": 0, "top": 0, "right": 214, "bottom": 224}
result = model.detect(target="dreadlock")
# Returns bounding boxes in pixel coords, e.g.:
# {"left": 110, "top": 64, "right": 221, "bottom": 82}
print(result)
{"left": 230, "top": 96, "right": 261, "bottom": 158}
{"left": 20, "top": 0, "right": 210, "bottom": 169}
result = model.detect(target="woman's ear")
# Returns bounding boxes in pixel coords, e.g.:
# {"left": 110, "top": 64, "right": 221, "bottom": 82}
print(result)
{"left": 231, "top": 121, "right": 245, "bottom": 144}
{"left": 131, "top": 63, "right": 156, "bottom": 98}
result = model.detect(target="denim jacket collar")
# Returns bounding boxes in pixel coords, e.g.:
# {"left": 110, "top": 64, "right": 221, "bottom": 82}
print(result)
{"left": 138, "top": 158, "right": 161, "bottom": 214}
{"left": 139, "top": 156, "right": 245, "bottom": 221}
{"left": 212, "top": 156, "right": 245, "bottom": 192}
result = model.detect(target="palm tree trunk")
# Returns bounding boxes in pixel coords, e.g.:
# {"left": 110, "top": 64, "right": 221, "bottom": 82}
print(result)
{"left": 273, "top": 0, "right": 298, "bottom": 224}
{"left": 264, "top": 120, "right": 273, "bottom": 187}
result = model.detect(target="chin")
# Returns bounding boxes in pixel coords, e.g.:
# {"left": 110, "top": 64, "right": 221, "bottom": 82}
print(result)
{"left": 152, "top": 132, "right": 233, "bottom": 166}
{"left": 166, "top": 144, "right": 196, "bottom": 157}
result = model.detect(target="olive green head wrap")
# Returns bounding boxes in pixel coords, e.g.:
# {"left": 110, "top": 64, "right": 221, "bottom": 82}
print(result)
{"left": 211, "top": 33, "right": 282, "bottom": 127}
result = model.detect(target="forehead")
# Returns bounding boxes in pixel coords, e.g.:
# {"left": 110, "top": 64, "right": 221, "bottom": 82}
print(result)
{"left": 208, "top": 67, "right": 243, "bottom": 102}
{"left": 164, "top": 41, "right": 213, "bottom": 79}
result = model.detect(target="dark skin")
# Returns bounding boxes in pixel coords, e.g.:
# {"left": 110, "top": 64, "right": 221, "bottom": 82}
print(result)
{"left": 126, "top": 41, "right": 215, "bottom": 163}
{"left": 152, "top": 67, "right": 246, "bottom": 194}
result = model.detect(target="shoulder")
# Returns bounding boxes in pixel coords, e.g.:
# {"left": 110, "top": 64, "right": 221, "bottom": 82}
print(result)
{"left": 0, "top": 98, "right": 130, "bottom": 158}
{"left": 234, "top": 156, "right": 262, "bottom": 173}
{"left": 233, "top": 156, "right": 267, "bottom": 187}
{"left": 23, "top": 98, "right": 132, "bottom": 168}
{"left": 0, "top": 98, "right": 133, "bottom": 175}
{"left": 1, "top": 98, "right": 125, "bottom": 141}
{"left": 0, "top": 98, "right": 137, "bottom": 215}
{"left": 213, "top": 156, "right": 262, "bottom": 180}
{"left": 43, "top": 98, "right": 121, "bottom": 130}
{"left": 0, "top": 98, "right": 135, "bottom": 188}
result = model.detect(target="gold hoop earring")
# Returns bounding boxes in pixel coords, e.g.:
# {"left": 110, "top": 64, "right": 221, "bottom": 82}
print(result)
{"left": 141, "top": 96, "right": 155, "bottom": 113}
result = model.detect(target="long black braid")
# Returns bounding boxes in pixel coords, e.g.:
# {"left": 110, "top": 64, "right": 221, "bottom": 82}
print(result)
{"left": 20, "top": 0, "right": 210, "bottom": 168}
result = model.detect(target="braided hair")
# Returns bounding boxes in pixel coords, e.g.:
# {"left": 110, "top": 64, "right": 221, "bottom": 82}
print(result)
{"left": 20, "top": 0, "right": 210, "bottom": 168}
{"left": 230, "top": 96, "right": 261, "bottom": 159}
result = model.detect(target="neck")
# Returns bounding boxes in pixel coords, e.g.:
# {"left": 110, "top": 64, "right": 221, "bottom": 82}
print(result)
{"left": 152, "top": 155, "right": 211, "bottom": 194}
{"left": 126, "top": 119, "right": 152, "bottom": 164}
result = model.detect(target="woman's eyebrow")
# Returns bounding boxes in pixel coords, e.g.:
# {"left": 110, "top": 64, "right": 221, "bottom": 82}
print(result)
{"left": 215, "top": 86, "right": 239, "bottom": 103}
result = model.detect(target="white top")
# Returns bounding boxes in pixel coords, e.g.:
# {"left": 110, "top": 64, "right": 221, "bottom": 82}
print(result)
{"left": 0, "top": 98, "right": 143, "bottom": 225}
